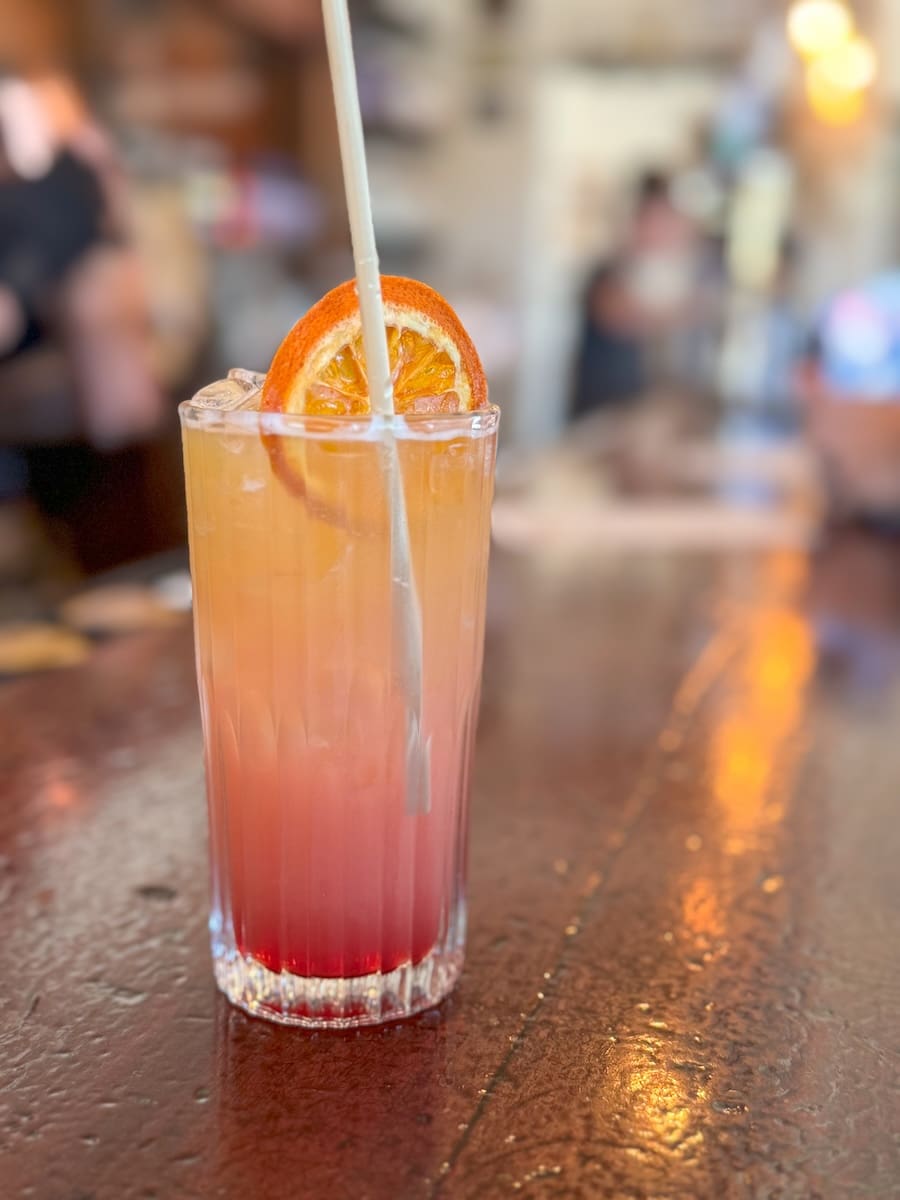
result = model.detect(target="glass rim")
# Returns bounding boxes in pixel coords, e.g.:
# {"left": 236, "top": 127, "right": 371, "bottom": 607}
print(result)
{"left": 179, "top": 399, "right": 500, "bottom": 442}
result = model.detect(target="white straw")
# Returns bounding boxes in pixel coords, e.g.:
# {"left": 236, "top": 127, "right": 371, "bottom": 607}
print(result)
{"left": 321, "top": 0, "right": 430, "bottom": 814}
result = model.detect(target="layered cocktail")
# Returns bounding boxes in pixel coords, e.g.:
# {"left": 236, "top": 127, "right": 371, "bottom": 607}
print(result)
{"left": 181, "top": 278, "right": 497, "bottom": 1026}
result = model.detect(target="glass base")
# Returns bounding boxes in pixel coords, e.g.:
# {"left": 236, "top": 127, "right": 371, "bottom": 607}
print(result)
{"left": 213, "top": 941, "right": 463, "bottom": 1029}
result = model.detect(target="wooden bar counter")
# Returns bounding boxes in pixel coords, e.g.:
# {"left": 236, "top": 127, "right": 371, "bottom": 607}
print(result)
{"left": 2, "top": 524, "right": 899, "bottom": 1198}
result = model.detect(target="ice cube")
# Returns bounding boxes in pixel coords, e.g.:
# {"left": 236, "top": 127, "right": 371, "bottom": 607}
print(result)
{"left": 227, "top": 367, "right": 267, "bottom": 390}
{"left": 192, "top": 368, "right": 265, "bottom": 412}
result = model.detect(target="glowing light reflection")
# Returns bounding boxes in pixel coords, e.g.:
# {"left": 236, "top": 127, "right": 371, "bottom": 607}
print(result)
{"left": 711, "top": 561, "right": 814, "bottom": 835}
{"left": 609, "top": 1038, "right": 707, "bottom": 1158}
{"left": 813, "top": 33, "right": 877, "bottom": 90}
{"left": 806, "top": 60, "right": 870, "bottom": 127}
{"left": 787, "top": 0, "right": 854, "bottom": 59}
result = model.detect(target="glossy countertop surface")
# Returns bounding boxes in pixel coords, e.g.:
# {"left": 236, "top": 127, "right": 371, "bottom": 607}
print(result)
{"left": 2, "top": 524, "right": 900, "bottom": 1198}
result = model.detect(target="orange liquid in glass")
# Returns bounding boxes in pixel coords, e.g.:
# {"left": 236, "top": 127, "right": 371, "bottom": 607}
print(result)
{"left": 183, "top": 413, "right": 496, "bottom": 980}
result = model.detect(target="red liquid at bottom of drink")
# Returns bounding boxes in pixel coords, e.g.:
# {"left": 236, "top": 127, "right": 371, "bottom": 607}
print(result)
{"left": 206, "top": 701, "right": 467, "bottom": 982}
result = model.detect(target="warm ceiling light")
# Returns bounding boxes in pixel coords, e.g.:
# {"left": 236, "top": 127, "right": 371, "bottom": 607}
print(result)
{"left": 787, "top": 0, "right": 854, "bottom": 59}
{"left": 805, "top": 66, "right": 866, "bottom": 125}
{"left": 811, "top": 33, "right": 877, "bottom": 90}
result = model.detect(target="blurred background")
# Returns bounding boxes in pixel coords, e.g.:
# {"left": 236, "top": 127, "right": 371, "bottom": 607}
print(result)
{"left": 1, "top": 0, "right": 899, "bottom": 638}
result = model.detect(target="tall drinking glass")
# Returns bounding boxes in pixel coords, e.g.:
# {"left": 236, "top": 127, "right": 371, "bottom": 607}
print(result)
{"left": 181, "top": 382, "right": 498, "bottom": 1027}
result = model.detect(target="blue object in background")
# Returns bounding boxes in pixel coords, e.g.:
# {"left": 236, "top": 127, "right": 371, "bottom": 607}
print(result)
{"left": 819, "top": 273, "right": 900, "bottom": 400}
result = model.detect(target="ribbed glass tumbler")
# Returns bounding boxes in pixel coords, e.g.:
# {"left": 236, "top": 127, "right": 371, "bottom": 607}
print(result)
{"left": 181, "top": 397, "right": 498, "bottom": 1027}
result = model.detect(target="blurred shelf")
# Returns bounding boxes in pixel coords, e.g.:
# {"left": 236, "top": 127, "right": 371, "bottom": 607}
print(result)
{"left": 363, "top": 122, "right": 439, "bottom": 150}
{"left": 568, "top": 51, "right": 741, "bottom": 71}
{"left": 362, "top": 8, "right": 431, "bottom": 44}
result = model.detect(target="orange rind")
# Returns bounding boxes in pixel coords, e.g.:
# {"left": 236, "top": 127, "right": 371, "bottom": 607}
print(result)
{"left": 261, "top": 275, "right": 488, "bottom": 419}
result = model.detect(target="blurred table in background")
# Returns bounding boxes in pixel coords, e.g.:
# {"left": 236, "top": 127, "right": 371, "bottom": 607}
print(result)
{"left": 2, "top": 412, "right": 900, "bottom": 1197}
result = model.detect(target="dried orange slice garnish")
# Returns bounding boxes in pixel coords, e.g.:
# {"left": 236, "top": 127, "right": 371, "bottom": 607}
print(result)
{"left": 261, "top": 275, "right": 488, "bottom": 418}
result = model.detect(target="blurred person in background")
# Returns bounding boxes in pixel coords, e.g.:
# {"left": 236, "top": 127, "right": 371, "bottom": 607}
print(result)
{"left": 571, "top": 170, "right": 711, "bottom": 420}
{"left": 748, "top": 236, "right": 804, "bottom": 426}
{"left": 0, "top": 68, "right": 162, "bottom": 443}
{"left": 570, "top": 257, "right": 646, "bottom": 418}
{"left": 718, "top": 234, "right": 805, "bottom": 429}
{"left": 0, "top": 66, "right": 162, "bottom": 585}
